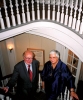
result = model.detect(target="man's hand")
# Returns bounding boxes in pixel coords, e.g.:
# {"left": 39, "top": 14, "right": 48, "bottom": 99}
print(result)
{"left": 2, "top": 87, "right": 9, "bottom": 93}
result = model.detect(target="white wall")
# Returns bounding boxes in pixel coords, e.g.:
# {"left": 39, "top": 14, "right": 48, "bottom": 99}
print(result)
{"left": 5, "top": 38, "right": 17, "bottom": 73}
{"left": 0, "top": 22, "right": 83, "bottom": 62}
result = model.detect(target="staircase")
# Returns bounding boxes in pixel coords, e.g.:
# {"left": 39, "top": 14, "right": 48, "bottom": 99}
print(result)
{"left": 0, "top": 73, "right": 73, "bottom": 100}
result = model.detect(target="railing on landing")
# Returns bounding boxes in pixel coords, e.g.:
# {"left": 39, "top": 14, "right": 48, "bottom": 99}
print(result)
{"left": 0, "top": 72, "right": 73, "bottom": 100}
{"left": 0, "top": 0, "right": 83, "bottom": 36}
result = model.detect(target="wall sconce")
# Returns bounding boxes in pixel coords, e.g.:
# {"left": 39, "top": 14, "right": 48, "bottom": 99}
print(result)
{"left": 9, "top": 46, "right": 13, "bottom": 53}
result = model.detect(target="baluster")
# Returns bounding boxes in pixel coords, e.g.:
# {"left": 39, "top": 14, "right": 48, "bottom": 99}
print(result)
{"left": 9, "top": 0, "right": 16, "bottom": 26}
{"left": 37, "top": 0, "right": 40, "bottom": 20}
{"left": 67, "top": 90, "right": 70, "bottom": 100}
{"left": 60, "top": 0, "right": 65, "bottom": 23}
{"left": 12, "top": 87, "right": 16, "bottom": 95}
{"left": 38, "top": 73, "right": 41, "bottom": 92}
{"left": 52, "top": 0, "right": 56, "bottom": 21}
{"left": 72, "top": 0, "right": 78, "bottom": 29}
{"left": 6, "top": 96, "right": 10, "bottom": 100}
{"left": 5, "top": 78, "right": 8, "bottom": 86}
{"left": 37, "top": 73, "right": 41, "bottom": 92}
{"left": 56, "top": 0, "right": 60, "bottom": 22}
{"left": 75, "top": 0, "right": 82, "bottom": 32}
{"left": 15, "top": 0, "right": 21, "bottom": 24}
{"left": 42, "top": 0, "right": 45, "bottom": 20}
{"left": 0, "top": 8, "right": 5, "bottom": 29}
{"left": 64, "top": 87, "right": 67, "bottom": 100}
{"left": 47, "top": 0, "right": 50, "bottom": 20}
{"left": 61, "top": 92, "right": 63, "bottom": 100}
{"left": 1, "top": 80, "right": 4, "bottom": 87}
{"left": 64, "top": 0, "right": 69, "bottom": 25}
{"left": 57, "top": 96, "right": 59, "bottom": 100}
{"left": 3, "top": 0, "right": 11, "bottom": 28}
{"left": 31, "top": 0, "right": 35, "bottom": 21}
{"left": 0, "top": 94, "right": 5, "bottom": 100}
{"left": 79, "top": 13, "right": 83, "bottom": 34}
{"left": 26, "top": 0, "right": 30, "bottom": 22}
{"left": 21, "top": 0, "right": 26, "bottom": 23}
{"left": 68, "top": 0, "right": 73, "bottom": 27}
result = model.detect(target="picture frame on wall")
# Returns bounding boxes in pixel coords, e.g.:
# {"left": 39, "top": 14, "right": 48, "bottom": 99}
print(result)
{"left": 27, "top": 48, "right": 45, "bottom": 67}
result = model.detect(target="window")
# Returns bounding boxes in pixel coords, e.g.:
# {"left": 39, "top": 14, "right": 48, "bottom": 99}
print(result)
{"left": 67, "top": 50, "right": 79, "bottom": 77}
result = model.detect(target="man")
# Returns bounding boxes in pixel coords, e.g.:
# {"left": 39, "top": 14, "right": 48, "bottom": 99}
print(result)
{"left": 3, "top": 50, "right": 39, "bottom": 100}
{"left": 41, "top": 50, "right": 79, "bottom": 100}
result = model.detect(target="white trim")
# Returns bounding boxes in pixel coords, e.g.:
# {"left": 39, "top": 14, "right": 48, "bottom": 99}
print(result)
{"left": 0, "top": 22, "right": 83, "bottom": 62}
{"left": 75, "top": 60, "right": 82, "bottom": 88}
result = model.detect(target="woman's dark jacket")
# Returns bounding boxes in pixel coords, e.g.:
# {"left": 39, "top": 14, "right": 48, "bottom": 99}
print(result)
{"left": 41, "top": 60, "right": 75, "bottom": 100}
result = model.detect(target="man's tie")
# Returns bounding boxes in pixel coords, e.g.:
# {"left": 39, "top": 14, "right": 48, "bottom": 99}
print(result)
{"left": 28, "top": 65, "right": 33, "bottom": 81}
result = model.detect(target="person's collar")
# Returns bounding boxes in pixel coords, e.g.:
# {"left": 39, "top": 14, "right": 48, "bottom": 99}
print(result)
{"left": 24, "top": 62, "right": 32, "bottom": 66}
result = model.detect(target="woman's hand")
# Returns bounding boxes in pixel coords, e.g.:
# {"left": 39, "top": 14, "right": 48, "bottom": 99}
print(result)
{"left": 70, "top": 91, "right": 79, "bottom": 100}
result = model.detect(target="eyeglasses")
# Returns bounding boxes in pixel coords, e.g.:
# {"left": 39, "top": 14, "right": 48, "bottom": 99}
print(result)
{"left": 24, "top": 56, "right": 33, "bottom": 60}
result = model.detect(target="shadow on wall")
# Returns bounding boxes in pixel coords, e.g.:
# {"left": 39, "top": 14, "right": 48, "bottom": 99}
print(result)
{"left": 0, "top": 66, "right": 2, "bottom": 86}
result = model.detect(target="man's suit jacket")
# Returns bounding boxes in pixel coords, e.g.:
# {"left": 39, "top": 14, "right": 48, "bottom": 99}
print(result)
{"left": 7, "top": 60, "right": 39, "bottom": 95}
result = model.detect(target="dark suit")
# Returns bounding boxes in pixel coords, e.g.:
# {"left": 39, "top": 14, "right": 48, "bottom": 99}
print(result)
{"left": 7, "top": 60, "right": 39, "bottom": 100}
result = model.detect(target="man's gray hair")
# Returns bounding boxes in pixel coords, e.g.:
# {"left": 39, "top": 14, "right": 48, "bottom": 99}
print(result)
{"left": 49, "top": 50, "right": 60, "bottom": 59}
